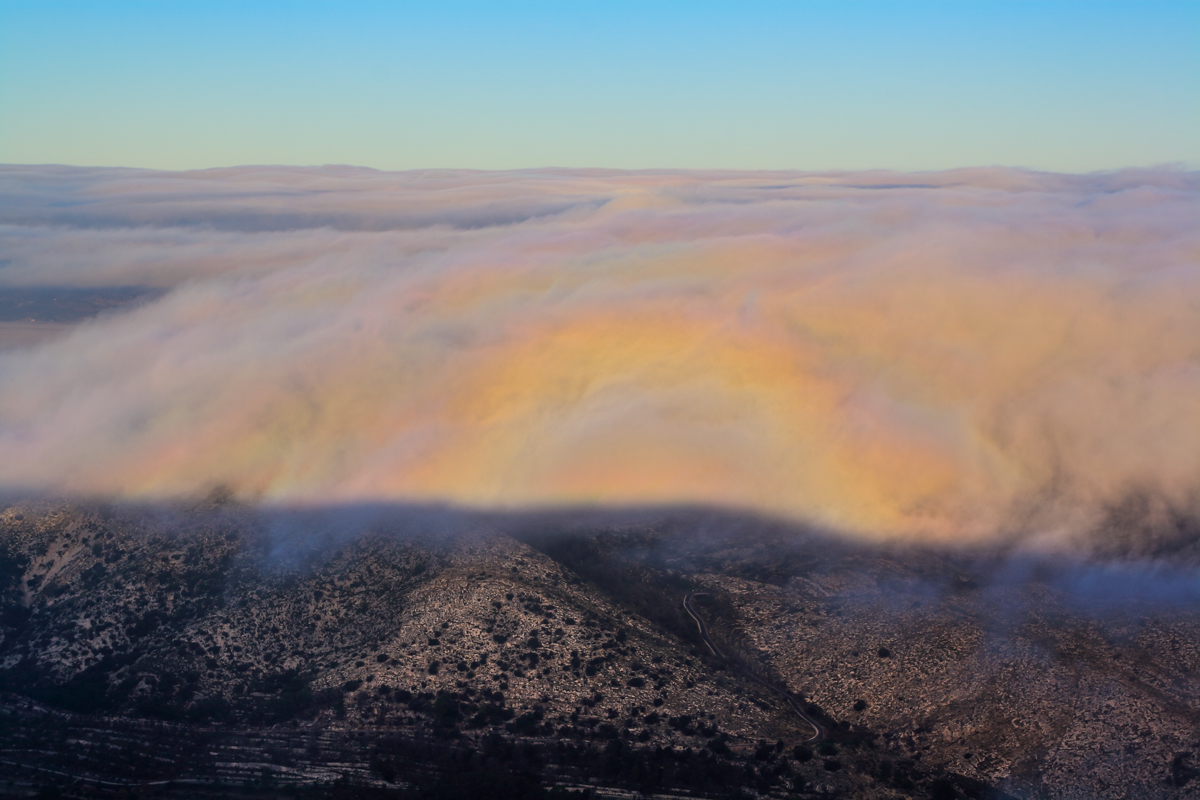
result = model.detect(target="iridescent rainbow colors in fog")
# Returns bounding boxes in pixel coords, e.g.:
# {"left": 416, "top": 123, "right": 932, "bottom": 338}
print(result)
{"left": 1, "top": 166, "right": 1197, "bottom": 544}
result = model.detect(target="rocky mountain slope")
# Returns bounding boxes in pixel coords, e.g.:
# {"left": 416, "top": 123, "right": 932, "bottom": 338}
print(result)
{"left": 0, "top": 500, "right": 1196, "bottom": 798}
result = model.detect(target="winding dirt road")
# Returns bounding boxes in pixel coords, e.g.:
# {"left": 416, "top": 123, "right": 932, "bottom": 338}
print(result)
{"left": 683, "top": 591, "right": 825, "bottom": 743}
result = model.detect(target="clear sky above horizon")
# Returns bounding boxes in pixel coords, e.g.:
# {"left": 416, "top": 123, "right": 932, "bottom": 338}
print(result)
{"left": 1, "top": 1, "right": 1198, "bottom": 173}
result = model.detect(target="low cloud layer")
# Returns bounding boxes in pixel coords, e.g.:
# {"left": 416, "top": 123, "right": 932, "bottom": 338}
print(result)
{"left": 1, "top": 165, "right": 1197, "bottom": 547}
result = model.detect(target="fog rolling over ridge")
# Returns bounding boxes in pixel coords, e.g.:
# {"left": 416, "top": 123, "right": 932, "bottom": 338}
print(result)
{"left": 0, "top": 165, "right": 1197, "bottom": 549}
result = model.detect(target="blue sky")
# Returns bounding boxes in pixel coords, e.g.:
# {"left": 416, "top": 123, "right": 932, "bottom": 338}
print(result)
{"left": 1, "top": 1, "right": 1197, "bottom": 171}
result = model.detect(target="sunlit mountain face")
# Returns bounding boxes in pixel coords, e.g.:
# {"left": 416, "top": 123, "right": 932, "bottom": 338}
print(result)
{"left": 1, "top": 165, "right": 1197, "bottom": 547}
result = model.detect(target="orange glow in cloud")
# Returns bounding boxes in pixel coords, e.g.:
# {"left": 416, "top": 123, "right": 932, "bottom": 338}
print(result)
{"left": 0, "top": 165, "right": 1197, "bottom": 543}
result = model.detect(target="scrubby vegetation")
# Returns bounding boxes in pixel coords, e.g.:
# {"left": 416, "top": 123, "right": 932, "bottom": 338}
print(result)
{"left": 4, "top": 503, "right": 1182, "bottom": 798}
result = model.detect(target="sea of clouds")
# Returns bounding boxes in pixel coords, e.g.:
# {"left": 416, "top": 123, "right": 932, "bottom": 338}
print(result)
{"left": 0, "top": 164, "right": 1196, "bottom": 548}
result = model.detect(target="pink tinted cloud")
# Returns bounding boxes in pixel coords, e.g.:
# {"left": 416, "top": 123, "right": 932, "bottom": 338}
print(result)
{"left": 0, "top": 165, "right": 1196, "bottom": 547}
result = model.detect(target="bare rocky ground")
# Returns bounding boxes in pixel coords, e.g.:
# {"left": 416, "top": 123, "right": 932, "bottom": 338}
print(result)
{"left": 0, "top": 500, "right": 1196, "bottom": 799}
{"left": 608, "top": 521, "right": 1200, "bottom": 800}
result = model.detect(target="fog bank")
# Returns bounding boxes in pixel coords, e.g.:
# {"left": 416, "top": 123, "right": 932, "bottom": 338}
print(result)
{"left": 1, "top": 165, "right": 1197, "bottom": 546}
